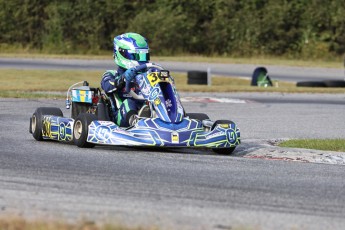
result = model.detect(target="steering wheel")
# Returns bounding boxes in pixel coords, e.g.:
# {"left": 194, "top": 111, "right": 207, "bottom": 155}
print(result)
{"left": 125, "top": 63, "right": 164, "bottom": 99}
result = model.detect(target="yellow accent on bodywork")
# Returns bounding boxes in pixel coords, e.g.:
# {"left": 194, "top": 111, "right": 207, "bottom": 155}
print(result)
{"left": 154, "top": 98, "right": 161, "bottom": 105}
{"left": 147, "top": 72, "right": 161, "bottom": 86}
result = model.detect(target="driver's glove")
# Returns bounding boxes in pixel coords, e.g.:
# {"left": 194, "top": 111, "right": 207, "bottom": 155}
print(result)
{"left": 123, "top": 67, "right": 137, "bottom": 82}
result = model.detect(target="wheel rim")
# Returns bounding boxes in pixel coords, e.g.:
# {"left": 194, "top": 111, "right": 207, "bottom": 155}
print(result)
{"left": 31, "top": 115, "right": 37, "bottom": 133}
{"left": 74, "top": 120, "right": 82, "bottom": 140}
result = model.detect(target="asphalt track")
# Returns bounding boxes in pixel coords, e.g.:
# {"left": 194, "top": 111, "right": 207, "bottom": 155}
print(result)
{"left": 1, "top": 58, "right": 345, "bottom": 229}
{"left": 0, "top": 57, "right": 344, "bottom": 82}
{"left": 1, "top": 92, "right": 345, "bottom": 230}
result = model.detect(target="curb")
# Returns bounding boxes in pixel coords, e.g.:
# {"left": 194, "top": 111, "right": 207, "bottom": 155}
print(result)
{"left": 234, "top": 139, "right": 345, "bottom": 165}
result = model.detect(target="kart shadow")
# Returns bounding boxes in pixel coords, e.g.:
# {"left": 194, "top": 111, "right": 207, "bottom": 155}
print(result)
{"left": 29, "top": 138, "right": 243, "bottom": 157}
{"left": 95, "top": 145, "right": 217, "bottom": 156}
{"left": 92, "top": 139, "right": 268, "bottom": 157}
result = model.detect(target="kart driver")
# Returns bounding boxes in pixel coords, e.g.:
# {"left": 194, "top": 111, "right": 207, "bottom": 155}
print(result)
{"left": 101, "top": 32, "right": 150, "bottom": 127}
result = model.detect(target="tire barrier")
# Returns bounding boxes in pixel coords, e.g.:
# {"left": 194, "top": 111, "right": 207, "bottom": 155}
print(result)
{"left": 323, "top": 80, "right": 345, "bottom": 87}
{"left": 187, "top": 71, "right": 208, "bottom": 85}
{"left": 296, "top": 80, "right": 345, "bottom": 88}
{"left": 296, "top": 81, "right": 326, "bottom": 87}
{"left": 251, "top": 67, "right": 273, "bottom": 87}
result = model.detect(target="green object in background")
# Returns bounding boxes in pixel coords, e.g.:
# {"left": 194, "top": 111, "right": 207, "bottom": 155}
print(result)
{"left": 251, "top": 67, "right": 273, "bottom": 87}
{"left": 257, "top": 72, "right": 271, "bottom": 87}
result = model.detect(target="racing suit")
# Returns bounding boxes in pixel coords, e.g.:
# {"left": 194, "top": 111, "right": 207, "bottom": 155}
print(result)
{"left": 101, "top": 67, "right": 144, "bottom": 127}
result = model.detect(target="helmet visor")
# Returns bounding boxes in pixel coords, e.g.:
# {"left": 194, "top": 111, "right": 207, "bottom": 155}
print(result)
{"left": 119, "top": 48, "right": 150, "bottom": 62}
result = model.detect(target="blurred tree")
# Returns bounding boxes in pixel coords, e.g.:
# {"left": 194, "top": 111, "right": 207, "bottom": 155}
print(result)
{"left": 0, "top": 0, "right": 344, "bottom": 58}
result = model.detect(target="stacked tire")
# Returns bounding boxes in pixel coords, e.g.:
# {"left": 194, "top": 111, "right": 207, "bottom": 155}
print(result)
{"left": 296, "top": 80, "right": 345, "bottom": 88}
{"left": 187, "top": 71, "right": 208, "bottom": 85}
{"left": 296, "top": 81, "right": 326, "bottom": 87}
{"left": 323, "top": 80, "right": 345, "bottom": 87}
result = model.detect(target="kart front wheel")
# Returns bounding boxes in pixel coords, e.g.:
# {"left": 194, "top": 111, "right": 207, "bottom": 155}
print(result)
{"left": 30, "top": 107, "right": 63, "bottom": 141}
{"left": 73, "top": 113, "right": 97, "bottom": 148}
{"left": 211, "top": 120, "right": 236, "bottom": 155}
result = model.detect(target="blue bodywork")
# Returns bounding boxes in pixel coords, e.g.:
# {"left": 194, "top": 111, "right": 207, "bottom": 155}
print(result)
{"left": 41, "top": 115, "right": 240, "bottom": 148}
{"left": 86, "top": 118, "right": 240, "bottom": 147}
{"left": 39, "top": 63, "right": 241, "bottom": 150}
{"left": 42, "top": 115, "right": 74, "bottom": 142}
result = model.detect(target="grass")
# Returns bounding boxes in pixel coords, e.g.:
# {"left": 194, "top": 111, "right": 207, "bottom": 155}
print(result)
{"left": 279, "top": 139, "right": 345, "bottom": 152}
{"left": 0, "top": 216, "right": 258, "bottom": 230}
{"left": 0, "top": 69, "right": 101, "bottom": 91}
{"left": 0, "top": 69, "right": 344, "bottom": 98}
{"left": 0, "top": 216, "right": 155, "bottom": 230}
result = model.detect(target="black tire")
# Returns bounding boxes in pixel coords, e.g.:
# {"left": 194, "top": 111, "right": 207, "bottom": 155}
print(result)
{"left": 296, "top": 81, "right": 326, "bottom": 87}
{"left": 188, "top": 78, "right": 208, "bottom": 85}
{"left": 73, "top": 113, "right": 97, "bottom": 148}
{"left": 187, "top": 71, "right": 208, "bottom": 85}
{"left": 186, "top": 113, "right": 210, "bottom": 121}
{"left": 251, "top": 67, "right": 272, "bottom": 86}
{"left": 211, "top": 120, "right": 236, "bottom": 155}
{"left": 323, "top": 80, "right": 345, "bottom": 88}
{"left": 31, "top": 107, "right": 63, "bottom": 141}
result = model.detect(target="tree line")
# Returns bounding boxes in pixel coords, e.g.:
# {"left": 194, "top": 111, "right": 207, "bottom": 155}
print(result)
{"left": 1, "top": 0, "right": 344, "bottom": 59}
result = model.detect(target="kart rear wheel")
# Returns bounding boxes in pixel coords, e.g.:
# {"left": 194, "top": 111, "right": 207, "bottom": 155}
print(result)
{"left": 30, "top": 107, "right": 63, "bottom": 141}
{"left": 73, "top": 113, "right": 97, "bottom": 148}
{"left": 186, "top": 113, "right": 210, "bottom": 121}
{"left": 211, "top": 120, "right": 236, "bottom": 155}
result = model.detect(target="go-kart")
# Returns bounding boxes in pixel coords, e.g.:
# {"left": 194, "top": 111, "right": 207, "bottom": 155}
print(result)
{"left": 29, "top": 63, "right": 240, "bottom": 154}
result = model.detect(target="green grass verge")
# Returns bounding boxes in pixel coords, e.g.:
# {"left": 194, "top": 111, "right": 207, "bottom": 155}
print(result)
{"left": 0, "top": 216, "right": 155, "bottom": 230}
{"left": 279, "top": 139, "right": 345, "bottom": 152}
{"left": 0, "top": 69, "right": 344, "bottom": 98}
{"left": 0, "top": 216, "right": 257, "bottom": 230}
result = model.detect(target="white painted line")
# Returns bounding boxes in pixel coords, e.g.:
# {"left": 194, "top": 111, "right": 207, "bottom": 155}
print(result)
{"left": 180, "top": 97, "right": 247, "bottom": 104}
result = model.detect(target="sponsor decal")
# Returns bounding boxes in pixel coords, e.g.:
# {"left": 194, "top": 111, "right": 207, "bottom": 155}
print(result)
{"left": 59, "top": 122, "right": 66, "bottom": 140}
{"left": 227, "top": 130, "right": 236, "bottom": 142}
{"left": 95, "top": 126, "right": 111, "bottom": 141}
{"left": 141, "top": 85, "right": 150, "bottom": 96}
{"left": 42, "top": 117, "right": 52, "bottom": 138}
{"left": 154, "top": 98, "right": 161, "bottom": 105}
{"left": 72, "top": 89, "right": 92, "bottom": 103}
{"left": 147, "top": 72, "right": 160, "bottom": 86}
{"left": 171, "top": 132, "right": 179, "bottom": 143}
{"left": 114, "top": 127, "right": 132, "bottom": 135}
{"left": 206, "top": 131, "right": 225, "bottom": 139}
{"left": 149, "top": 87, "right": 160, "bottom": 101}
{"left": 165, "top": 99, "right": 172, "bottom": 108}
{"left": 138, "top": 77, "right": 145, "bottom": 87}
{"left": 160, "top": 70, "right": 169, "bottom": 78}
{"left": 97, "top": 121, "right": 114, "bottom": 125}
{"left": 220, "top": 124, "right": 230, "bottom": 128}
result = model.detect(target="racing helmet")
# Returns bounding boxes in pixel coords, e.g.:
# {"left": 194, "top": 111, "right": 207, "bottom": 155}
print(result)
{"left": 113, "top": 32, "right": 150, "bottom": 69}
